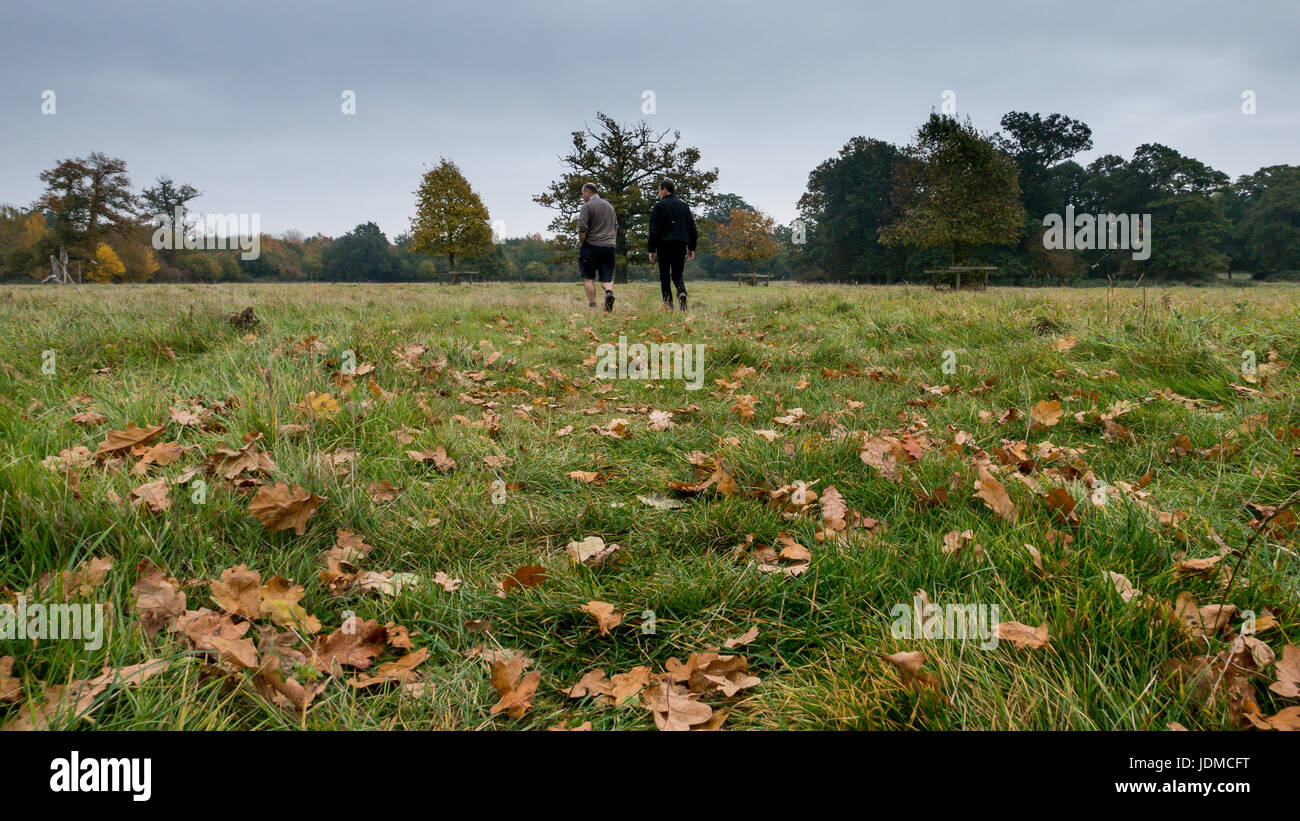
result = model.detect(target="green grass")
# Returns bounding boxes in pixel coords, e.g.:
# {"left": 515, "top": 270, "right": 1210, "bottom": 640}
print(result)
{"left": 1, "top": 281, "right": 1297, "bottom": 730}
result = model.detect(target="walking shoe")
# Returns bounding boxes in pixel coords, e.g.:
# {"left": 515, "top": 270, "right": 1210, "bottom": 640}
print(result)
{"left": 588, "top": 302, "right": 597, "bottom": 309}
{"left": 604, "top": 290, "right": 615, "bottom": 312}
{"left": 662, "top": 298, "right": 673, "bottom": 311}
{"left": 678, "top": 292, "right": 688, "bottom": 312}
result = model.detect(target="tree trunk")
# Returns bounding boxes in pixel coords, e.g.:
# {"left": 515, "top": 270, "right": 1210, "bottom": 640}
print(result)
{"left": 448, "top": 252, "right": 456, "bottom": 270}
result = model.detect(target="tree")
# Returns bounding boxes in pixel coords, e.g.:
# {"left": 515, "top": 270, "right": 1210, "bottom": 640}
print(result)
{"left": 879, "top": 114, "right": 1025, "bottom": 265}
{"left": 996, "top": 112, "right": 1093, "bottom": 218}
{"left": 88, "top": 242, "right": 126, "bottom": 282}
{"left": 409, "top": 158, "right": 493, "bottom": 270}
{"left": 141, "top": 175, "right": 201, "bottom": 253}
{"left": 111, "top": 236, "right": 160, "bottom": 282}
{"left": 35, "top": 153, "right": 137, "bottom": 257}
{"left": 797, "top": 137, "right": 904, "bottom": 281}
{"left": 713, "top": 209, "right": 779, "bottom": 274}
{"left": 1238, "top": 166, "right": 1300, "bottom": 274}
{"left": 322, "top": 222, "right": 402, "bottom": 281}
{"left": 534, "top": 112, "right": 718, "bottom": 282}
{"left": 1079, "top": 144, "right": 1230, "bottom": 279}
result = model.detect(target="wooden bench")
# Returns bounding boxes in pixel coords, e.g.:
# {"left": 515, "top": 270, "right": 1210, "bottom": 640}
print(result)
{"left": 733, "top": 274, "right": 773, "bottom": 286}
{"left": 925, "top": 266, "right": 997, "bottom": 291}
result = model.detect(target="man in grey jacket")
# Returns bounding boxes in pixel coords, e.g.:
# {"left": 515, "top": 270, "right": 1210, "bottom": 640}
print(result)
{"left": 577, "top": 182, "right": 618, "bottom": 312}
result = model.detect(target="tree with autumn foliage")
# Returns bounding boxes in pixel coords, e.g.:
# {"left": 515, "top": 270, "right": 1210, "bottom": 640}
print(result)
{"left": 534, "top": 112, "right": 718, "bottom": 282}
{"left": 879, "top": 114, "right": 1024, "bottom": 265}
{"left": 712, "top": 208, "right": 779, "bottom": 274}
{"left": 35, "top": 153, "right": 138, "bottom": 259}
{"left": 87, "top": 242, "right": 126, "bottom": 282}
{"left": 409, "top": 158, "right": 494, "bottom": 270}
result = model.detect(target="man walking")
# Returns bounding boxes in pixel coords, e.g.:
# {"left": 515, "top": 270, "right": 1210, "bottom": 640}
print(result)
{"left": 577, "top": 182, "right": 618, "bottom": 312}
{"left": 647, "top": 179, "right": 698, "bottom": 311}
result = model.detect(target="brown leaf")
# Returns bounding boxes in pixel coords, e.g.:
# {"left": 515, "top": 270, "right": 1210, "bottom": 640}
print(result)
{"left": 996, "top": 621, "right": 1051, "bottom": 649}
{"left": 95, "top": 423, "right": 165, "bottom": 458}
{"left": 501, "top": 564, "right": 548, "bottom": 594}
{"left": 973, "top": 471, "right": 1017, "bottom": 522}
{"left": 259, "top": 575, "right": 322, "bottom": 634}
{"left": 489, "top": 655, "right": 541, "bottom": 719}
{"left": 580, "top": 601, "right": 624, "bottom": 636}
{"left": 0, "top": 657, "right": 21, "bottom": 703}
{"left": 249, "top": 483, "right": 325, "bottom": 535}
{"left": 209, "top": 565, "right": 262, "bottom": 619}
{"left": 1030, "top": 400, "right": 1063, "bottom": 427}
{"left": 132, "top": 560, "right": 187, "bottom": 637}
{"left": 130, "top": 478, "right": 172, "bottom": 514}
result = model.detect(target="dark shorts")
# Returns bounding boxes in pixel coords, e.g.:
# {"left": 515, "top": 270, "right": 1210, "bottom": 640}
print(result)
{"left": 579, "top": 243, "right": 616, "bottom": 283}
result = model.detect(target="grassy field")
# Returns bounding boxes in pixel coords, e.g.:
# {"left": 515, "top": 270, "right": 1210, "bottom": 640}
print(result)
{"left": 1, "top": 281, "right": 1297, "bottom": 731}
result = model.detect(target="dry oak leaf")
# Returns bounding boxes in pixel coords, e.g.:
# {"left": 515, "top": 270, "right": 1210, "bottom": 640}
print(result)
{"left": 71, "top": 410, "right": 107, "bottom": 426}
{"left": 297, "top": 391, "right": 341, "bottom": 419}
{"left": 408, "top": 446, "right": 456, "bottom": 471}
{"left": 0, "top": 660, "right": 169, "bottom": 731}
{"left": 590, "top": 417, "right": 632, "bottom": 439}
{"left": 1173, "top": 592, "right": 1237, "bottom": 638}
{"left": 973, "top": 471, "right": 1017, "bottom": 522}
{"left": 1107, "top": 571, "right": 1142, "bottom": 604}
{"left": 209, "top": 564, "right": 263, "bottom": 619}
{"left": 581, "top": 601, "right": 624, "bottom": 636}
{"left": 367, "top": 480, "right": 401, "bottom": 503}
{"left": 643, "top": 680, "right": 713, "bottom": 731}
{"left": 132, "top": 560, "right": 187, "bottom": 636}
{"left": 60, "top": 556, "right": 113, "bottom": 601}
{"left": 1270, "top": 645, "right": 1300, "bottom": 698}
{"left": 309, "top": 619, "right": 389, "bottom": 674}
{"left": 174, "top": 609, "right": 259, "bottom": 669}
{"left": 324, "top": 528, "right": 374, "bottom": 563}
{"left": 351, "top": 647, "right": 430, "bottom": 689}
{"left": 253, "top": 666, "right": 328, "bottom": 715}
{"left": 567, "top": 470, "right": 603, "bottom": 483}
{"left": 1030, "top": 400, "right": 1064, "bottom": 427}
{"left": 995, "top": 621, "right": 1051, "bottom": 649}
{"left": 259, "top": 575, "right": 322, "bottom": 634}
{"left": 1, "top": 657, "right": 22, "bottom": 703}
{"left": 204, "top": 433, "right": 277, "bottom": 480}
{"left": 130, "top": 478, "right": 172, "bottom": 514}
{"left": 432, "top": 571, "right": 462, "bottom": 592}
{"left": 501, "top": 564, "right": 548, "bottom": 595}
{"left": 489, "top": 655, "right": 542, "bottom": 719}
{"left": 129, "top": 440, "right": 188, "bottom": 475}
{"left": 566, "top": 537, "right": 620, "bottom": 567}
{"left": 95, "top": 422, "right": 165, "bottom": 458}
{"left": 878, "top": 650, "right": 944, "bottom": 694}
{"left": 249, "top": 483, "right": 325, "bottom": 535}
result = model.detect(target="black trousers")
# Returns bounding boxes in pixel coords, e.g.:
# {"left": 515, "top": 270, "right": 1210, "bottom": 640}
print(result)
{"left": 656, "top": 241, "right": 688, "bottom": 301}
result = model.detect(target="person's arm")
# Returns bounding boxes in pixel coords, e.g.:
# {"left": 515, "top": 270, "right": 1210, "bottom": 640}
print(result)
{"left": 647, "top": 202, "right": 661, "bottom": 258}
{"left": 685, "top": 204, "right": 698, "bottom": 258}
{"left": 576, "top": 202, "right": 589, "bottom": 247}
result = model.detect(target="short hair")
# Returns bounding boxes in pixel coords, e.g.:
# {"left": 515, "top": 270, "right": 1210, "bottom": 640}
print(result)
{"left": 582, "top": 182, "right": 598, "bottom": 194}
{"left": 658, "top": 180, "right": 675, "bottom": 194}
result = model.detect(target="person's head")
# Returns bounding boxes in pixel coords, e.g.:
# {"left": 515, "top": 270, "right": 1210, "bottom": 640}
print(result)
{"left": 657, "top": 180, "right": 675, "bottom": 199}
{"left": 581, "top": 182, "right": 598, "bottom": 202}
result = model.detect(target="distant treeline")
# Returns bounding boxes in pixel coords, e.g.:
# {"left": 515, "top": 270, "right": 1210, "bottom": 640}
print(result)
{"left": 3, "top": 110, "right": 1298, "bottom": 284}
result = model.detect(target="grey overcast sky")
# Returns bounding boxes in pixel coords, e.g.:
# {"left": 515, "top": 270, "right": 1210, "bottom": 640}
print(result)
{"left": 1, "top": 0, "right": 1296, "bottom": 240}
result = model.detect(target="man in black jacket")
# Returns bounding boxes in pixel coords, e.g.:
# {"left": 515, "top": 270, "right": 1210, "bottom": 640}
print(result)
{"left": 647, "top": 180, "right": 697, "bottom": 311}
